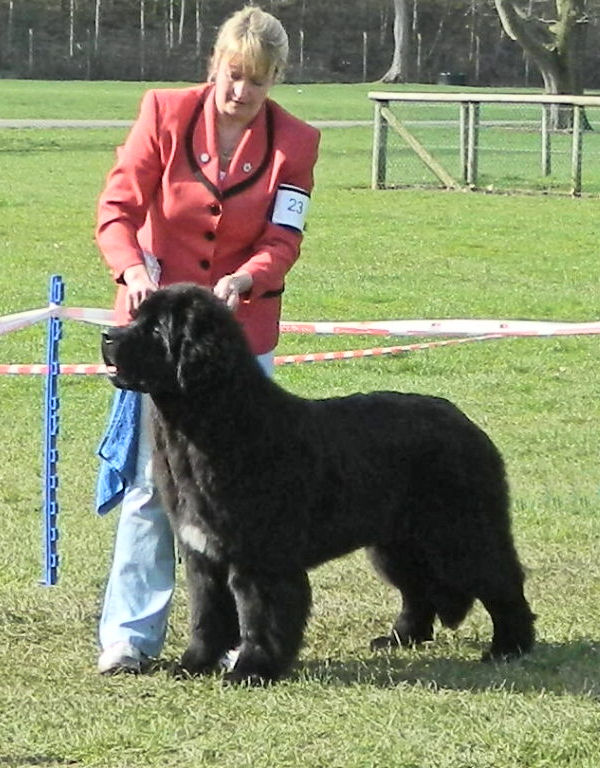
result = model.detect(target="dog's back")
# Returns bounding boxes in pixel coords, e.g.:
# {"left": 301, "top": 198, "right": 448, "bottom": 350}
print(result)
{"left": 297, "top": 390, "right": 509, "bottom": 566}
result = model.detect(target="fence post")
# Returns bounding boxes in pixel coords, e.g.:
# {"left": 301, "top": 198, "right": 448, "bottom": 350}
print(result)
{"left": 467, "top": 101, "right": 480, "bottom": 187}
{"left": 541, "top": 105, "right": 551, "bottom": 176}
{"left": 41, "top": 274, "right": 63, "bottom": 586}
{"left": 459, "top": 103, "right": 468, "bottom": 182}
{"left": 371, "top": 99, "right": 388, "bottom": 190}
{"left": 570, "top": 105, "right": 582, "bottom": 197}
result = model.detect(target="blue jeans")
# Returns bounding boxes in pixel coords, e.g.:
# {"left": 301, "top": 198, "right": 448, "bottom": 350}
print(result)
{"left": 99, "top": 350, "right": 275, "bottom": 655}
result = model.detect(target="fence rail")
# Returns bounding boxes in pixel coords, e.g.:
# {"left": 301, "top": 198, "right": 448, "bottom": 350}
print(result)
{"left": 369, "top": 91, "right": 600, "bottom": 196}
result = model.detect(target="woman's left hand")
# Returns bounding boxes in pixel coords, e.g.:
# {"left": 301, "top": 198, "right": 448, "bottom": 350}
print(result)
{"left": 213, "top": 272, "right": 253, "bottom": 311}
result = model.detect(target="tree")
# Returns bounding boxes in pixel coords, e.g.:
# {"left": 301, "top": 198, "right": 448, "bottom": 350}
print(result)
{"left": 381, "top": 0, "right": 411, "bottom": 82}
{"left": 494, "top": 0, "right": 588, "bottom": 96}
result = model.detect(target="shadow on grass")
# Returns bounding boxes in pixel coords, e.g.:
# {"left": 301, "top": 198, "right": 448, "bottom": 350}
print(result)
{"left": 140, "top": 638, "right": 600, "bottom": 697}
{"left": 0, "top": 757, "right": 80, "bottom": 766}
{"left": 294, "top": 638, "right": 600, "bottom": 697}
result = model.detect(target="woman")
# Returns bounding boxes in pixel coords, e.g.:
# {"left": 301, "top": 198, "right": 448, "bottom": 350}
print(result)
{"left": 95, "top": 5, "right": 320, "bottom": 674}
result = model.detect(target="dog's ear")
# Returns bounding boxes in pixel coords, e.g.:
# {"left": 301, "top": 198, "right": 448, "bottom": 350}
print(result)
{"left": 174, "top": 301, "right": 238, "bottom": 393}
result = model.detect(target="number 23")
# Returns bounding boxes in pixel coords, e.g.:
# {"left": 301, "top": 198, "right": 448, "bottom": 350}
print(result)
{"left": 287, "top": 198, "right": 304, "bottom": 214}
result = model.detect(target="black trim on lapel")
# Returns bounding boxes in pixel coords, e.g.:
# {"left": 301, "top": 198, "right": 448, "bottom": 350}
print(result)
{"left": 185, "top": 92, "right": 221, "bottom": 200}
{"left": 223, "top": 104, "right": 274, "bottom": 199}
{"left": 185, "top": 96, "right": 274, "bottom": 203}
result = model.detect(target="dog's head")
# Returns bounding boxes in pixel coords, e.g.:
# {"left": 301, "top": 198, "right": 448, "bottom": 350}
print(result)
{"left": 101, "top": 283, "right": 248, "bottom": 395}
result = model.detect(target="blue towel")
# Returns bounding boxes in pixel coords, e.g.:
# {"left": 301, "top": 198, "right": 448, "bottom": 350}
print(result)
{"left": 95, "top": 389, "right": 141, "bottom": 515}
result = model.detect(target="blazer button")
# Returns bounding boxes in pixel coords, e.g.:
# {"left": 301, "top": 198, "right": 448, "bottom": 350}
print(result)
{"left": 199, "top": 259, "right": 210, "bottom": 270}
{"left": 204, "top": 231, "right": 216, "bottom": 241}
{"left": 209, "top": 202, "right": 221, "bottom": 216}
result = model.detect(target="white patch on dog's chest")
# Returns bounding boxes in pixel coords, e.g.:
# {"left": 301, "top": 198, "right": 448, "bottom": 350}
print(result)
{"left": 178, "top": 523, "right": 208, "bottom": 553}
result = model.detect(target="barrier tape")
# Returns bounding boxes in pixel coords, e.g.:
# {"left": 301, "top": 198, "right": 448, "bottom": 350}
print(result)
{"left": 274, "top": 334, "right": 505, "bottom": 366}
{"left": 0, "top": 335, "right": 506, "bottom": 374}
{"left": 0, "top": 305, "right": 115, "bottom": 335}
{"left": 3, "top": 303, "right": 600, "bottom": 338}
{"left": 1, "top": 302, "right": 599, "bottom": 375}
{"left": 280, "top": 318, "right": 600, "bottom": 338}
{"left": 0, "top": 305, "right": 57, "bottom": 335}
{"left": 0, "top": 363, "right": 109, "bottom": 375}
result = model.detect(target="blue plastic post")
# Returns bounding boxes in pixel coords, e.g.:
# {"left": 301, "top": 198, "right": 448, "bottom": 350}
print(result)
{"left": 41, "top": 275, "right": 64, "bottom": 586}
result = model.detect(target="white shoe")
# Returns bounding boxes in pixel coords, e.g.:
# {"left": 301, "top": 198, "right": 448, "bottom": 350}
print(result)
{"left": 98, "top": 641, "right": 146, "bottom": 675}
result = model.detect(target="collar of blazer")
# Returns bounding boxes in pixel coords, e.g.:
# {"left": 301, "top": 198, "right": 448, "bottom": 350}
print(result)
{"left": 185, "top": 85, "right": 274, "bottom": 202}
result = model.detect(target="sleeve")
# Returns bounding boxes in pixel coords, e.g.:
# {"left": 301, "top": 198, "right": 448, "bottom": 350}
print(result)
{"left": 95, "top": 90, "right": 163, "bottom": 283}
{"left": 235, "top": 127, "right": 320, "bottom": 300}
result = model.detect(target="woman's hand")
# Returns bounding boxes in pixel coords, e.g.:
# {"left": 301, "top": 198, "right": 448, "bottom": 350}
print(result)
{"left": 213, "top": 272, "right": 253, "bottom": 311}
{"left": 123, "top": 263, "right": 158, "bottom": 314}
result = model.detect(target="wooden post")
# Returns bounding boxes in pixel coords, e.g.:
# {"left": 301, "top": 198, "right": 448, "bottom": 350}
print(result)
{"left": 541, "top": 105, "right": 551, "bottom": 176}
{"left": 371, "top": 100, "right": 388, "bottom": 190}
{"left": 459, "top": 103, "right": 468, "bottom": 182}
{"left": 570, "top": 105, "right": 582, "bottom": 197}
{"left": 467, "top": 102, "right": 480, "bottom": 187}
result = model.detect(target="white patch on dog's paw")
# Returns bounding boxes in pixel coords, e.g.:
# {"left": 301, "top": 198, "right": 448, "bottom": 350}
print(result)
{"left": 219, "top": 648, "right": 240, "bottom": 671}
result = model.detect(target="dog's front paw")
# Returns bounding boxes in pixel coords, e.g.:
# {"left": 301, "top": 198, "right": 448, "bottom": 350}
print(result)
{"left": 178, "top": 645, "right": 220, "bottom": 676}
{"left": 220, "top": 643, "right": 280, "bottom": 685}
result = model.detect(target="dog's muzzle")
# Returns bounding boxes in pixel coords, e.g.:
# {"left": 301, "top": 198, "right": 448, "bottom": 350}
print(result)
{"left": 101, "top": 328, "right": 130, "bottom": 386}
{"left": 101, "top": 330, "right": 117, "bottom": 368}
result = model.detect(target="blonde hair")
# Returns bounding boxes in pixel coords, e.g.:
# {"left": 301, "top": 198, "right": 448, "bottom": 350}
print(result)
{"left": 208, "top": 5, "right": 289, "bottom": 82}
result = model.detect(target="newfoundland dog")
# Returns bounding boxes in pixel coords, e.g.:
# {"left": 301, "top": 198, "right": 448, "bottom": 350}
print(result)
{"left": 101, "top": 283, "right": 535, "bottom": 684}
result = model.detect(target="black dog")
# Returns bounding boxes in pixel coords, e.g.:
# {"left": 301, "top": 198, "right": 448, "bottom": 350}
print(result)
{"left": 102, "top": 284, "right": 535, "bottom": 683}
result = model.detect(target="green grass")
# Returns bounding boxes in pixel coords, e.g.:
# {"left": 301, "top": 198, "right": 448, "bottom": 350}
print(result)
{"left": 2, "top": 82, "right": 600, "bottom": 767}
{"left": 0, "top": 79, "right": 566, "bottom": 121}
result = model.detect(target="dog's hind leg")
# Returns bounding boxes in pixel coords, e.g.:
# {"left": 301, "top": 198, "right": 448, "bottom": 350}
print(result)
{"left": 179, "top": 551, "right": 240, "bottom": 675}
{"left": 224, "top": 566, "right": 312, "bottom": 685}
{"left": 368, "top": 544, "right": 437, "bottom": 650}
{"left": 477, "top": 571, "right": 536, "bottom": 661}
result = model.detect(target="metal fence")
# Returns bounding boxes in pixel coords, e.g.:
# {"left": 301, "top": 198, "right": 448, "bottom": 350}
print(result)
{"left": 369, "top": 92, "right": 600, "bottom": 197}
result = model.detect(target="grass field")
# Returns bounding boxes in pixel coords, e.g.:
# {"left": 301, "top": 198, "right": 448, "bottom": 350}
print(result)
{"left": 1, "top": 81, "right": 600, "bottom": 767}
{"left": 5, "top": 78, "right": 600, "bottom": 195}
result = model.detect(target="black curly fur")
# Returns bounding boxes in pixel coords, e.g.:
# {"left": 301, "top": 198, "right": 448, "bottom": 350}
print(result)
{"left": 101, "top": 283, "right": 535, "bottom": 683}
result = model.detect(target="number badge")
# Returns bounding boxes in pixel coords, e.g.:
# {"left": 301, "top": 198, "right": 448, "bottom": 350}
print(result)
{"left": 271, "top": 184, "right": 311, "bottom": 232}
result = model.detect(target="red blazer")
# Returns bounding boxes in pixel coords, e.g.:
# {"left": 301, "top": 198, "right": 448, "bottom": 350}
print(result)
{"left": 96, "top": 84, "right": 320, "bottom": 354}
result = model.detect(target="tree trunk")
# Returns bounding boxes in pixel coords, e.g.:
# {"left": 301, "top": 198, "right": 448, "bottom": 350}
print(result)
{"left": 494, "top": 0, "right": 590, "bottom": 129}
{"left": 94, "top": 0, "right": 101, "bottom": 54}
{"left": 69, "top": 0, "right": 74, "bottom": 58}
{"left": 195, "top": 0, "right": 203, "bottom": 60}
{"left": 7, "top": 0, "right": 14, "bottom": 54}
{"left": 140, "top": 0, "right": 145, "bottom": 80}
{"left": 381, "top": 0, "right": 411, "bottom": 83}
{"left": 178, "top": 0, "right": 186, "bottom": 46}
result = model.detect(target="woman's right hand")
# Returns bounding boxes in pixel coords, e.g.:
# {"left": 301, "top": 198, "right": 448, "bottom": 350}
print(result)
{"left": 123, "top": 263, "right": 158, "bottom": 314}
